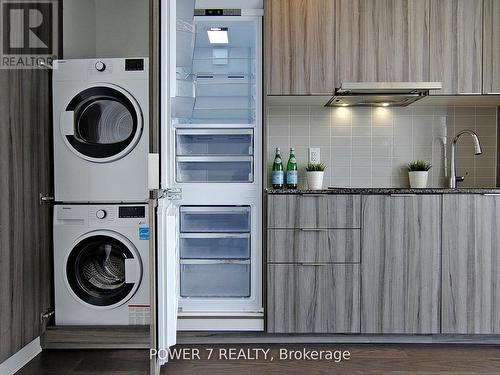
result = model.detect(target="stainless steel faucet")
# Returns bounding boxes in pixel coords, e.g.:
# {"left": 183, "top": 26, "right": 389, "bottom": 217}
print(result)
{"left": 449, "top": 129, "right": 483, "bottom": 188}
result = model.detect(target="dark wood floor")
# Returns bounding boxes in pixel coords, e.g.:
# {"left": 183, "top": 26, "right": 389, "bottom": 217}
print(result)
{"left": 16, "top": 344, "right": 500, "bottom": 375}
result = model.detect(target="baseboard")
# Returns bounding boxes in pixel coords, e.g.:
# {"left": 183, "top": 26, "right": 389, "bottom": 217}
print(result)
{"left": 41, "top": 325, "right": 150, "bottom": 349}
{"left": 178, "top": 317, "right": 264, "bottom": 331}
{"left": 177, "top": 332, "right": 500, "bottom": 345}
{"left": 0, "top": 337, "right": 41, "bottom": 375}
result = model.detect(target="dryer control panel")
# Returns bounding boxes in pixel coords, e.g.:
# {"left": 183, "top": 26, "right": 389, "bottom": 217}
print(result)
{"left": 119, "top": 206, "right": 146, "bottom": 218}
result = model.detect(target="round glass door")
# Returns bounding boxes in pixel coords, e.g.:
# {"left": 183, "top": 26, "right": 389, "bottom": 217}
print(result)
{"left": 64, "top": 86, "right": 142, "bottom": 161}
{"left": 66, "top": 234, "right": 140, "bottom": 308}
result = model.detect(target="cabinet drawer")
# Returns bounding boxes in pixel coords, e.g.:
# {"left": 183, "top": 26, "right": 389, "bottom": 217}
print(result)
{"left": 267, "top": 195, "right": 361, "bottom": 228}
{"left": 267, "top": 229, "right": 360, "bottom": 263}
{"left": 267, "top": 264, "right": 360, "bottom": 333}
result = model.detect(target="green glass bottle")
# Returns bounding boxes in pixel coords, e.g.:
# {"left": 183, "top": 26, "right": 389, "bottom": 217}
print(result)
{"left": 286, "top": 147, "right": 298, "bottom": 189}
{"left": 271, "top": 148, "right": 284, "bottom": 189}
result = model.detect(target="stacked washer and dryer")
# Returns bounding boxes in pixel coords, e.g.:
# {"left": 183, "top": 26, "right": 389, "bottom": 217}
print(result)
{"left": 52, "top": 58, "right": 151, "bottom": 325}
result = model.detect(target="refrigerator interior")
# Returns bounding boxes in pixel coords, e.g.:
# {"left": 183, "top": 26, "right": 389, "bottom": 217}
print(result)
{"left": 168, "top": 3, "right": 263, "bottom": 326}
{"left": 173, "top": 19, "right": 257, "bottom": 126}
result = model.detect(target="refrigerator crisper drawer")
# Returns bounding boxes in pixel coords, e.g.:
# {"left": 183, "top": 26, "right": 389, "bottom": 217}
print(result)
{"left": 180, "top": 206, "right": 251, "bottom": 233}
{"left": 176, "top": 156, "right": 253, "bottom": 183}
{"left": 180, "top": 233, "right": 251, "bottom": 259}
{"left": 176, "top": 129, "right": 253, "bottom": 156}
{"left": 180, "top": 261, "right": 251, "bottom": 298}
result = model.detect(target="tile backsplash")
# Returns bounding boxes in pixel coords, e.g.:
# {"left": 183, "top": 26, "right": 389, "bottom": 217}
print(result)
{"left": 267, "top": 105, "right": 498, "bottom": 188}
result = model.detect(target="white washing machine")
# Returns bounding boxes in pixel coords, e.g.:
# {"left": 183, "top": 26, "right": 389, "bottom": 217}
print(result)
{"left": 53, "top": 204, "right": 150, "bottom": 325}
{"left": 53, "top": 58, "right": 149, "bottom": 203}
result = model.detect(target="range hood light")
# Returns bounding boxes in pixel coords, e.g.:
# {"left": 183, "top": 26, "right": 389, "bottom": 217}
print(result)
{"left": 381, "top": 102, "right": 390, "bottom": 107}
{"left": 207, "top": 27, "right": 229, "bottom": 44}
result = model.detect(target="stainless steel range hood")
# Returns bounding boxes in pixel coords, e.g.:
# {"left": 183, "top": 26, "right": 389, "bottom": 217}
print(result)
{"left": 325, "top": 82, "right": 442, "bottom": 107}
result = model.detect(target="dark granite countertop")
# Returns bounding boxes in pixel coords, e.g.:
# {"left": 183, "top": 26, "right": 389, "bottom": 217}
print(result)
{"left": 266, "top": 188, "right": 500, "bottom": 195}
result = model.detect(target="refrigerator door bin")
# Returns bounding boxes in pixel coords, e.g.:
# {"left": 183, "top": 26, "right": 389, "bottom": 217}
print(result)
{"left": 180, "top": 260, "right": 251, "bottom": 298}
{"left": 176, "top": 129, "right": 253, "bottom": 156}
{"left": 176, "top": 156, "right": 253, "bottom": 183}
{"left": 180, "top": 233, "right": 251, "bottom": 259}
{"left": 180, "top": 206, "right": 251, "bottom": 233}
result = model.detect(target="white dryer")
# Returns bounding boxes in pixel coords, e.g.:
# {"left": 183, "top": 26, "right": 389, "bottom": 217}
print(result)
{"left": 53, "top": 58, "right": 149, "bottom": 203}
{"left": 53, "top": 204, "right": 150, "bottom": 325}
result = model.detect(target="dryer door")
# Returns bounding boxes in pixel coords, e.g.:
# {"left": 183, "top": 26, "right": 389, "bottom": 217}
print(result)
{"left": 60, "top": 84, "right": 143, "bottom": 163}
{"left": 65, "top": 231, "right": 142, "bottom": 309}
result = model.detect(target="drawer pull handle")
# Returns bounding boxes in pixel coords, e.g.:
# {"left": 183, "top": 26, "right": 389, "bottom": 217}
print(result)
{"left": 299, "top": 228, "right": 327, "bottom": 231}
{"left": 297, "top": 262, "right": 329, "bottom": 266}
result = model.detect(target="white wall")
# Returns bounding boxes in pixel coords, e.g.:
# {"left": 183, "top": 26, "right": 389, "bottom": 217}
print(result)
{"left": 63, "top": 0, "right": 96, "bottom": 58}
{"left": 63, "top": 0, "right": 148, "bottom": 59}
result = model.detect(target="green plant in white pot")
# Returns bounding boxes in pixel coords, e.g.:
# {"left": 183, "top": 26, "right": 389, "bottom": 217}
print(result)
{"left": 407, "top": 160, "right": 432, "bottom": 188}
{"left": 306, "top": 163, "right": 326, "bottom": 190}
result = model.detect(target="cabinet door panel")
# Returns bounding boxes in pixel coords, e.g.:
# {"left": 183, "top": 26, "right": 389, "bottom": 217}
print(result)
{"left": 483, "top": 0, "right": 500, "bottom": 94}
{"left": 265, "top": 0, "right": 335, "bottom": 94}
{"left": 267, "top": 195, "right": 361, "bottom": 229}
{"left": 267, "top": 229, "right": 360, "bottom": 263}
{"left": 361, "top": 195, "right": 441, "bottom": 334}
{"left": 267, "top": 264, "right": 360, "bottom": 333}
{"left": 335, "top": 0, "right": 430, "bottom": 83}
{"left": 442, "top": 195, "right": 500, "bottom": 334}
{"left": 429, "top": 0, "right": 483, "bottom": 94}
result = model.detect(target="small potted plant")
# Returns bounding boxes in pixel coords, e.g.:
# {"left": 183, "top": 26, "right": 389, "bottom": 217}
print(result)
{"left": 306, "top": 163, "right": 326, "bottom": 190}
{"left": 407, "top": 160, "right": 432, "bottom": 188}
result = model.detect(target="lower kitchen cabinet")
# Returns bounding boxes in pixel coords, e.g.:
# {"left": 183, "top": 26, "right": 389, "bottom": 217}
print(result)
{"left": 267, "top": 264, "right": 360, "bottom": 333}
{"left": 442, "top": 195, "right": 500, "bottom": 334}
{"left": 361, "top": 195, "right": 441, "bottom": 334}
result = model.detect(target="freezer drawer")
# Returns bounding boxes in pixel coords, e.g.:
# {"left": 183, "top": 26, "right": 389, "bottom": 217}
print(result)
{"left": 176, "top": 156, "right": 253, "bottom": 183}
{"left": 176, "top": 129, "right": 253, "bottom": 156}
{"left": 180, "top": 233, "right": 251, "bottom": 259}
{"left": 180, "top": 206, "right": 251, "bottom": 233}
{"left": 180, "top": 261, "right": 251, "bottom": 297}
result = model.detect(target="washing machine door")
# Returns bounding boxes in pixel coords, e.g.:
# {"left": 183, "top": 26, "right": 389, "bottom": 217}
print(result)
{"left": 65, "top": 231, "right": 142, "bottom": 309}
{"left": 60, "top": 83, "right": 143, "bottom": 163}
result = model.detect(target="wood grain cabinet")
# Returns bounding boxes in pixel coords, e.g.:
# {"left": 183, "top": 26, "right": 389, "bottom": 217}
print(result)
{"left": 335, "top": 0, "right": 430, "bottom": 83}
{"left": 483, "top": 0, "right": 500, "bottom": 94}
{"left": 267, "top": 263, "right": 360, "bottom": 333}
{"left": 361, "top": 195, "right": 441, "bottom": 334}
{"left": 267, "top": 229, "right": 360, "bottom": 263}
{"left": 429, "top": 0, "right": 483, "bottom": 94}
{"left": 267, "top": 194, "right": 361, "bottom": 229}
{"left": 265, "top": 0, "right": 336, "bottom": 95}
{"left": 266, "top": 194, "right": 361, "bottom": 333}
{"left": 442, "top": 195, "right": 500, "bottom": 334}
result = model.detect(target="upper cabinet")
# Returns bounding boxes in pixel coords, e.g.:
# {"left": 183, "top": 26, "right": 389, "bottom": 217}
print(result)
{"left": 266, "top": 0, "right": 498, "bottom": 96}
{"left": 429, "top": 0, "right": 483, "bottom": 94}
{"left": 265, "top": 0, "right": 335, "bottom": 95}
{"left": 335, "top": 0, "right": 430, "bottom": 84}
{"left": 483, "top": 0, "right": 500, "bottom": 94}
